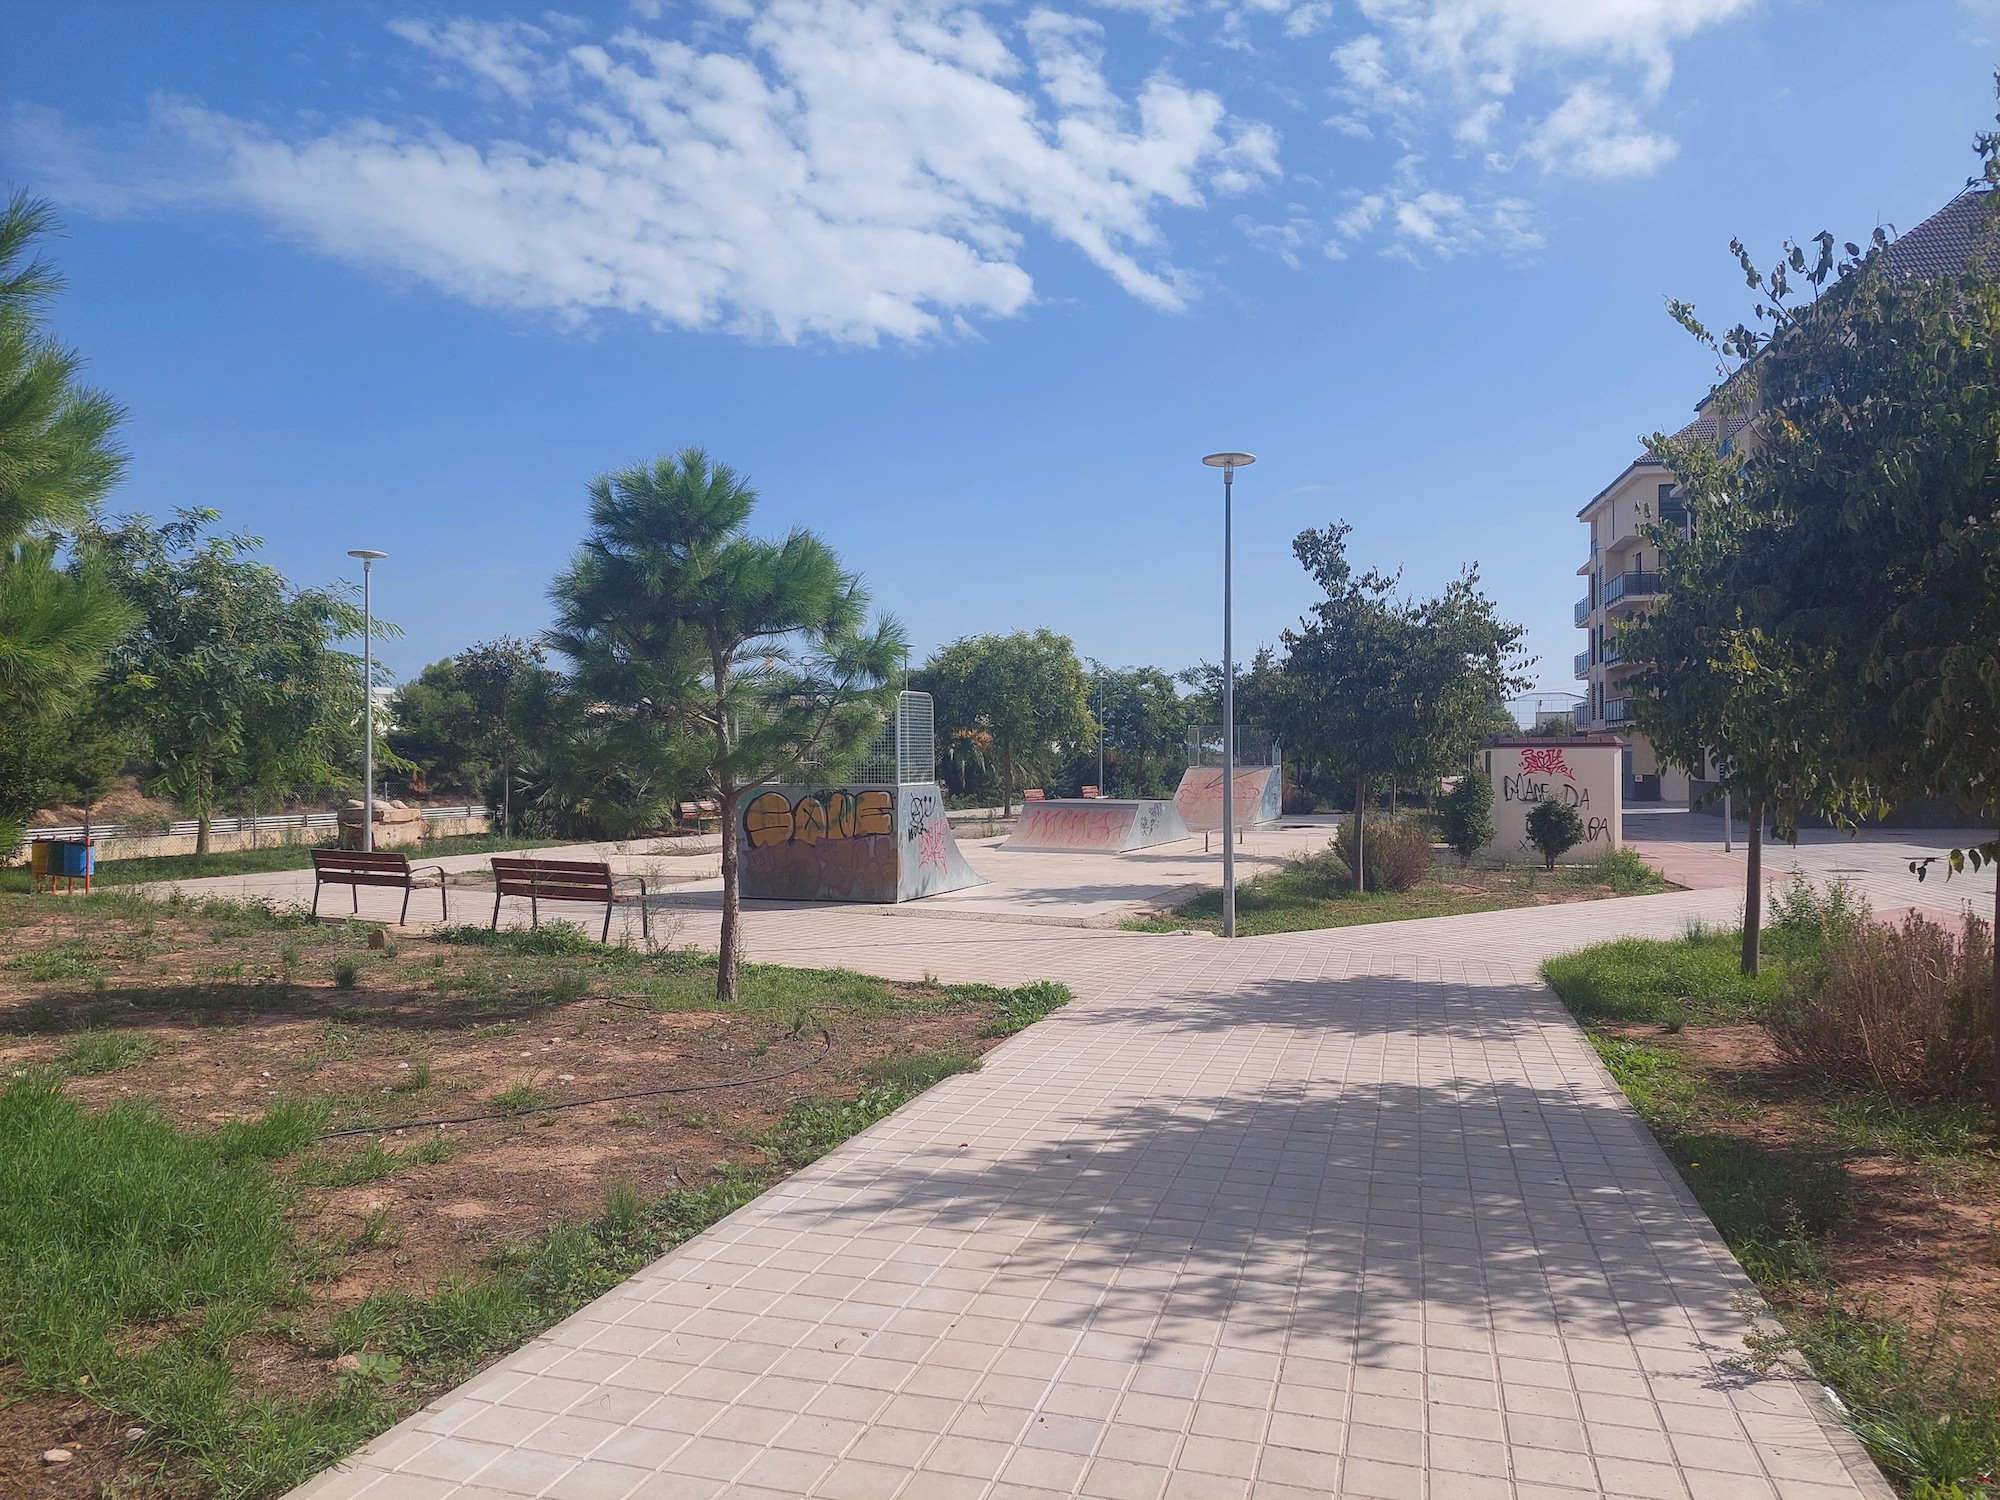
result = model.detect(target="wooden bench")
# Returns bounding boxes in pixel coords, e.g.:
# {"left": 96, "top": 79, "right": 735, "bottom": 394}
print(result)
{"left": 1022, "top": 789, "right": 1046, "bottom": 803}
{"left": 679, "top": 800, "right": 721, "bottom": 834}
{"left": 311, "top": 849, "right": 449, "bottom": 925}
{"left": 1080, "top": 785, "right": 1101, "bottom": 799}
{"left": 490, "top": 857, "right": 650, "bottom": 943}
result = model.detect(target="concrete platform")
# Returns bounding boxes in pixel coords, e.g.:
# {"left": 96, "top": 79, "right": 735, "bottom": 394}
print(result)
{"left": 1006, "top": 799, "right": 1191, "bottom": 854}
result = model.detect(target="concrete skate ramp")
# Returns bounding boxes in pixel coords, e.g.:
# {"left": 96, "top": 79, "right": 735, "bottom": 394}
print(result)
{"left": 1005, "top": 798, "right": 1190, "bottom": 853}
{"left": 1173, "top": 765, "right": 1283, "bottom": 831}
{"left": 740, "top": 783, "right": 983, "bottom": 903}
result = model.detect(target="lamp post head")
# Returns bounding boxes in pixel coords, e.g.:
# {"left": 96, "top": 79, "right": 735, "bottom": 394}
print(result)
{"left": 347, "top": 549, "right": 387, "bottom": 563}
{"left": 1202, "top": 452, "right": 1256, "bottom": 477}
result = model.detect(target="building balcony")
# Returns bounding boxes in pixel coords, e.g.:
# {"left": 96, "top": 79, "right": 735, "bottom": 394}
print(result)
{"left": 1602, "top": 571, "right": 1659, "bottom": 608}
{"left": 1573, "top": 650, "right": 1592, "bottom": 679}
{"left": 1574, "top": 595, "right": 1593, "bottom": 625}
{"left": 1602, "top": 641, "right": 1621, "bottom": 667}
{"left": 1603, "top": 696, "right": 1633, "bottom": 724}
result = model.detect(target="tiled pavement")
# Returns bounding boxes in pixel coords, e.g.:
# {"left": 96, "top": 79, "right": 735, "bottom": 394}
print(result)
{"left": 276, "top": 852, "right": 1914, "bottom": 1500}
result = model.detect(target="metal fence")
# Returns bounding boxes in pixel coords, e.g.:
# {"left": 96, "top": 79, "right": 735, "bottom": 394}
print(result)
{"left": 1186, "top": 726, "right": 1278, "bottom": 769}
{"left": 27, "top": 805, "right": 491, "bottom": 843}
{"left": 851, "top": 691, "right": 936, "bottom": 785}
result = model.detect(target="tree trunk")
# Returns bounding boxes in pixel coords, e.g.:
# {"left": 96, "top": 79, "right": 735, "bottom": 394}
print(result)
{"left": 1353, "top": 770, "right": 1367, "bottom": 893}
{"left": 1740, "top": 799, "right": 1763, "bottom": 977}
{"left": 717, "top": 783, "right": 741, "bottom": 1003}
{"left": 195, "top": 761, "right": 213, "bottom": 855}
{"left": 1990, "top": 842, "right": 1999, "bottom": 1112}
{"left": 1389, "top": 776, "right": 1398, "bottom": 817}
{"left": 713, "top": 652, "right": 740, "bottom": 1005}
{"left": 1003, "top": 746, "right": 1014, "bottom": 817}
{"left": 501, "top": 746, "right": 511, "bottom": 838}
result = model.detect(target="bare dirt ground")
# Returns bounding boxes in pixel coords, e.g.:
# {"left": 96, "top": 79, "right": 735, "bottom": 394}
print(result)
{"left": 0, "top": 891, "right": 1038, "bottom": 1499}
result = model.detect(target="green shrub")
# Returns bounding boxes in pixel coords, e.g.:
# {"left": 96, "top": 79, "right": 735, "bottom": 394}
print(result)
{"left": 1525, "top": 798, "right": 1585, "bottom": 870}
{"left": 1438, "top": 773, "right": 1495, "bottom": 862}
{"left": 1768, "top": 910, "right": 1992, "bottom": 1101}
{"left": 435, "top": 922, "right": 596, "bottom": 956}
{"left": 979, "top": 980, "right": 1072, "bottom": 1037}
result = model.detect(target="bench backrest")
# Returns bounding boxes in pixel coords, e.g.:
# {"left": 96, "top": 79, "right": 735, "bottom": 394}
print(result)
{"left": 1081, "top": 785, "right": 1100, "bottom": 798}
{"left": 1023, "top": 788, "right": 1045, "bottom": 802}
{"left": 491, "top": 856, "right": 614, "bottom": 902}
{"left": 312, "top": 849, "right": 414, "bottom": 886}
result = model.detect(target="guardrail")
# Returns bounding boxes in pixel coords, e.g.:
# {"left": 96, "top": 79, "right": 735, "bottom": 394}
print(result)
{"left": 27, "top": 805, "right": 491, "bottom": 843}
{"left": 1574, "top": 595, "right": 1592, "bottom": 625}
{"left": 1573, "top": 650, "right": 1591, "bottom": 679}
{"left": 1603, "top": 697, "right": 1633, "bottom": 724}
{"left": 1602, "top": 571, "right": 1659, "bottom": 607}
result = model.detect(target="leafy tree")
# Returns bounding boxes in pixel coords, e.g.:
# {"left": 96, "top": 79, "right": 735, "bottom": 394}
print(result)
{"left": 1271, "top": 524, "right": 1529, "bottom": 889}
{"left": 1067, "top": 664, "right": 1192, "bottom": 798}
{"left": 1526, "top": 798, "right": 1584, "bottom": 871}
{"left": 85, "top": 510, "right": 370, "bottom": 852}
{"left": 916, "top": 630, "right": 1094, "bottom": 814}
{"left": 0, "top": 195, "right": 137, "bottom": 853}
{"left": 1438, "top": 770, "right": 1495, "bottom": 864}
{"left": 390, "top": 637, "right": 555, "bottom": 830}
{"left": 549, "top": 448, "right": 905, "bottom": 1003}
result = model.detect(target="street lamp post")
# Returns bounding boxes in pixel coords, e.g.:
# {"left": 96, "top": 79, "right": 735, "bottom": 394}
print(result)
{"left": 348, "top": 550, "right": 387, "bottom": 853}
{"left": 1202, "top": 452, "right": 1255, "bottom": 938}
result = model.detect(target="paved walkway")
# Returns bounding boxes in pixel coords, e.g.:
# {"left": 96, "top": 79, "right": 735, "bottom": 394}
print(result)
{"left": 260, "top": 819, "right": 1954, "bottom": 1500}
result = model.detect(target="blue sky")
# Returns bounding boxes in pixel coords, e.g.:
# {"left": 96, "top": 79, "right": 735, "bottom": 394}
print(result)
{"left": 4, "top": 1, "right": 1995, "bottom": 699}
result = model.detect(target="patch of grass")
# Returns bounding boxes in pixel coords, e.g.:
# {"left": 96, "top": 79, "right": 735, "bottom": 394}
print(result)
{"left": 771, "top": 1085, "right": 913, "bottom": 1168}
{"left": 11, "top": 942, "right": 105, "bottom": 983}
{"left": 435, "top": 921, "right": 599, "bottom": 956}
{"left": 60, "top": 1029, "right": 155, "bottom": 1075}
{"left": 391, "top": 1058, "right": 432, "bottom": 1093}
{"left": 864, "top": 1050, "right": 981, "bottom": 1092}
{"left": 976, "top": 980, "right": 1073, "bottom": 1038}
{"left": 0, "top": 1073, "right": 375, "bottom": 1496}
{"left": 333, "top": 959, "right": 362, "bottom": 990}
{"left": 294, "top": 1132, "right": 458, "bottom": 1188}
{"left": 1545, "top": 929, "right": 1784, "bottom": 1026}
{"left": 489, "top": 1077, "right": 549, "bottom": 1116}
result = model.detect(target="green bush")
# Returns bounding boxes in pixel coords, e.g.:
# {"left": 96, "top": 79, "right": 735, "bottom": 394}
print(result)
{"left": 1525, "top": 797, "right": 1584, "bottom": 870}
{"left": 1438, "top": 773, "right": 1495, "bottom": 862}
{"left": 1585, "top": 846, "right": 1658, "bottom": 894}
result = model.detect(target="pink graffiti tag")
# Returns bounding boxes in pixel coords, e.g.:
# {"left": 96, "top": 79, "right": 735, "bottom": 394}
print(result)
{"left": 1519, "top": 747, "right": 1574, "bottom": 780}
{"left": 917, "top": 818, "right": 951, "bottom": 872}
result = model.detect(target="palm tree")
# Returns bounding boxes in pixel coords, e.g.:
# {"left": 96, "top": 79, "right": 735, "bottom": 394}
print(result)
{"left": 549, "top": 448, "right": 905, "bottom": 1003}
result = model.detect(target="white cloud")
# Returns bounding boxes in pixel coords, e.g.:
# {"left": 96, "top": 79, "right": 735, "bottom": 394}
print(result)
{"left": 1523, "top": 82, "right": 1676, "bottom": 176}
{"left": 29, "top": 2, "right": 1276, "bottom": 344}
{"left": 1329, "top": 0, "right": 1747, "bottom": 177}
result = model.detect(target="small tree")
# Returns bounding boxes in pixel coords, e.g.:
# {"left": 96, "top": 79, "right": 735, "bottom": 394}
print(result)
{"left": 84, "top": 509, "right": 369, "bottom": 852}
{"left": 549, "top": 448, "right": 905, "bottom": 1004}
{"left": 916, "top": 631, "right": 1094, "bottom": 814}
{"left": 1526, "top": 798, "right": 1584, "bottom": 871}
{"left": 1438, "top": 771, "right": 1495, "bottom": 864}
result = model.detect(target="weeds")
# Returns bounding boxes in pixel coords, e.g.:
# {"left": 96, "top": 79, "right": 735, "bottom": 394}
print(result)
{"left": 12, "top": 942, "right": 105, "bottom": 983}
{"left": 61, "top": 1030, "right": 154, "bottom": 1075}
{"left": 864, "top": 1050, "right": 981, "bottom": 1092}
{"left": 294, "top": 1132, "right": 458, "bottom": 1188}
{"left": 978, "top": 980, "right": 1073, "bottom": 1038}
{"left": 1546, "top": 930, "right": 1782, "bottom": 1026}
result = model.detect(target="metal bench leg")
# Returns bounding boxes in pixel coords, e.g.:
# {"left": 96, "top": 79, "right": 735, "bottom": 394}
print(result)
{"left": 440, "top": 883, "right": 449, "bottom": 924}
{"left": 640, "top": 898, "right": 650, "bottom": 942}
{"left": 491, "top": 888, "right": 502, "bottom": 931}
{"left": 602, "top": 901, "right": 613, "bottom": 944}
{"left": 312, "top": 882, "right": 322, "bottom": 920}
{"left": 352, "top": 884, "right": 359, "bottom": 914}
{"left": 400, "top": 886, "right": 411, "bottom": 925}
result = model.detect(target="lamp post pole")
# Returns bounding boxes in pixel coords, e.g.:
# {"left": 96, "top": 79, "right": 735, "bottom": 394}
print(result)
{"left": 349, "top": 550, "right": 387, "bottom": 853}
{"left": 1203, "top": 453, "right": 1255, "bottom": 938}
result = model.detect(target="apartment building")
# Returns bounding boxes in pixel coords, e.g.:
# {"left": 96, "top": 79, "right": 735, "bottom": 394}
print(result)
{"left": 1574, "top": 185, "right": 1994, "bottom": 805}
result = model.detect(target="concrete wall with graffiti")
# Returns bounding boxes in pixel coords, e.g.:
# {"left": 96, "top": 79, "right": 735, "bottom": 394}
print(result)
{"left": 1482, "top": 738, "right": 1623, "bottom": 863}
{"left": 1172, "top": 765, "right": 1283, "bottom": 832}
{"left": 1006, "top": 798, "right": 1190, "bottom": 852}
{"left": 739, "top": 783, "right": 983, "bottom": 903}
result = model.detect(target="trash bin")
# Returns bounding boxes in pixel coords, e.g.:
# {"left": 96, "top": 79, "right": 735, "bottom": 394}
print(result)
{"left": 33, "top": 838, "right": 94, "bottom": 893}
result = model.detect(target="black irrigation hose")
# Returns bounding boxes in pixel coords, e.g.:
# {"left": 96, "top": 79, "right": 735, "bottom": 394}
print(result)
{"left": 314, "top": 1025, "right": 835, "bottom": 1140}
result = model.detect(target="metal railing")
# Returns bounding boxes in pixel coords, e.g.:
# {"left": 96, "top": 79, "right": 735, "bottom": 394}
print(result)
{"left": 1603, "top": 697, "right": 1633, "bottom": 724}
{"left": 1574, "top": 595, "right": 1592, "bottom": 625}
{"left": 27, "top": 805, "right": 491, "bottom": 843}
{"left": 1602, "top": 641, "right": 1622, "bottom": 667}
{"left": 1602, "top": 571, "right": 1659, "bottom": 607}
{"left": 1573, "top": 650, "right": 1591, "bottom": 679}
